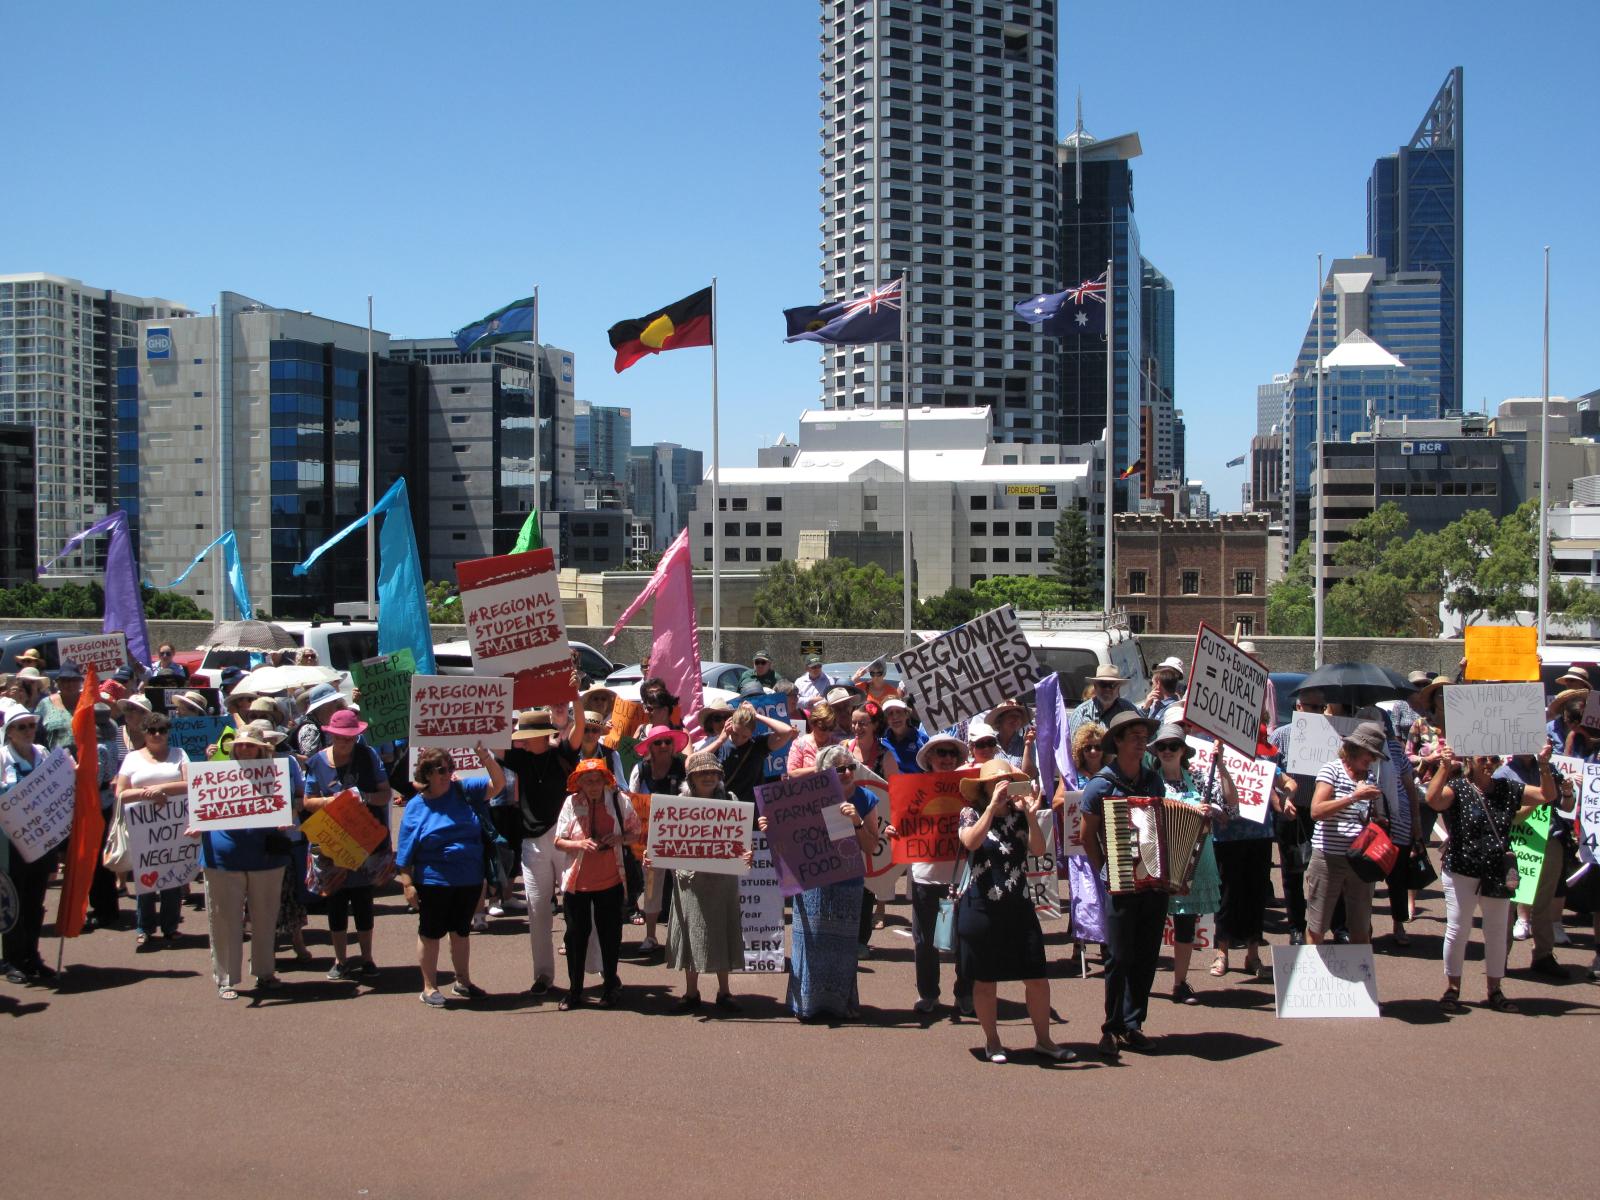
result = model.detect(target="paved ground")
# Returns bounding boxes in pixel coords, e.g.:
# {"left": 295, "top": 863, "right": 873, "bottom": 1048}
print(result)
{"left": 4, "top": 874, "right": 1597, "bottom": 1199}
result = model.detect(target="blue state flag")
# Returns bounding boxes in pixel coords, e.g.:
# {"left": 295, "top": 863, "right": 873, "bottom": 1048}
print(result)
{"left": 784, "top": 278, "right": 902, "bottom": 345}
{"left": 453, "top": 295, "right": 537, "bottom": 355}
{"left": 1014, "top": 275, "right": 1106, "bottom": 336}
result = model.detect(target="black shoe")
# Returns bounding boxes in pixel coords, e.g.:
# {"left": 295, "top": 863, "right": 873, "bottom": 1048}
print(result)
{"left": 714, "top": 993, "right": 741, "bottom": 1013}
{"left": 354, "top": 958, "right": 380, "bottom": 978}
{"left": 1096, "top": 1033, "right": 1121, "bottom": 1059}
{"left": 28, "top": 962, "right": 57, "bottom": 984}
{"left": 4, "top": 964, "right": 28, "bottom": 985}
{"left": 450, "top": 982, "right": 486, "bottom": 999}
{"left": 672, "top": 993, "right": 703, "bottom": 1013}
{"left": 599, "top": 985, "right": 622, "bottom": 1009}
{"left": 1119, "top": 1029, "right": 1153, "bottom": 1052}
{"left": 558, "top": 990, "right": 582, "bottom": 1011}
{"left": 527, "top": 976, "right": 552, "bottom": 996}
{"left": 1333, "top": 929, "right": 1351, "bottom": 945}
{"left": 1288, "top": 929, "right": 1305, "bottom": 946}
{"left": 1529, "top": 956, "right": 1568, "bottom": 980}
{"left": 1172, "top": 981, "right": 1199, "bottom": 1005}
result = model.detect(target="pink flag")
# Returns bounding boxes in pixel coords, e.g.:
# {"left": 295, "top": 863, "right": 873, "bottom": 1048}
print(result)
{"left": 605, "top": 529, "right": 705, "bottom": 734}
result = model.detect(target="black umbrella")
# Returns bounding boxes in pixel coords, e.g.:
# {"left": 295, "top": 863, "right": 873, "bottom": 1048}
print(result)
{"left": 1293, "top": 662, "right": 1413, "bottom": 708}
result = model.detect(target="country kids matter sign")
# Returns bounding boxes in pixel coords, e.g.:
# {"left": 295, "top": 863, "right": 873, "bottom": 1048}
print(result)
{"left": 349, "top": 648, "right": 416, "bottom": 744}
{"left": 0, "top": 748, "right": 74, "bottom": 862}
{"left": 56, "top": 631, "right": 128, "bottom": 676}
{"left": 646, "top": 796, "right": 752, "bottom": 874}
{"left": 1463, "top": 626, "right": 1539, "bottom": 682}
{"left": 892, "top": 604, "right": 1041, "bottom": 731}
{"left": 740, "top": 830, "right": 786, "bottom": 972}
{"left": 185, "top": 758, "right": 291, "bottom": 832}
{"left": 456, "top": 548, "right": 572, "bottom": 709}
{"left": 1441, "top": 683, "right": 1546, "bottom": 757}
{"left": 408, "top": 675, "right": 514, "bottom": 752}
{"left": 1185, "top": 623, "right": 1268, "bottom": 756}
{"left": 301, "top": 787, "right": 389, "bottom": 870}
{"left": 125, "top": 794, "right": 202, "bottom": 895}
{"left": 888, "top": 769, "right": 975, "bottom": 863}
{"left": 1186, "top": 737, "right": 1275, "bottom": 824}
{"left": 1273, "top": 944, "right": 1380, "bottom": 1018}
{"left": 754, "top": 768, "right": 863, "bottom": 895}
{"left": 1286, "top": 712, "right": 1362, "bottom": 777}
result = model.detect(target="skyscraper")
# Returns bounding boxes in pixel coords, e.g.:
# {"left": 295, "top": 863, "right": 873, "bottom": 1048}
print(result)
{"left": 574, "top": 402, "right": 632, "bottom": 483}
{"left": 1367, "top": 67, "right": 1463, "bottom": 414}
{"left": 814, "top": 0, "right": 1059, "bottom": 441}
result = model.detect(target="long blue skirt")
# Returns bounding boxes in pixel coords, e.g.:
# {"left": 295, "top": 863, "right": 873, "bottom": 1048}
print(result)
{"left": 788, "top": 878, "right": 862, "bottom": 1019}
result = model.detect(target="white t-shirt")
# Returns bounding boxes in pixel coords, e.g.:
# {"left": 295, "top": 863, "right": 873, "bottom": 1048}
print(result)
{"left": 118, "top": 746, "right": 190, "bottom": 794}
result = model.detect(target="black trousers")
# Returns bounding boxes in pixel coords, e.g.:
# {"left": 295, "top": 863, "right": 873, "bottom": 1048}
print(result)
{"left": 3, "top": 848, "right": 58, "bottom": 970}
{"left": 564, "top": 883, "right": 624, "bottom": 995}
{"left": 1101, "top": 889, "right": 1168, "bottom": 1035}
{"left": 909, "top": 881, "right": 971, "bottom": 1003}
{"left": 1215, "top": 839, "right": 1274, "bottom": 947}
{"left": 858, "top": 887, "right": 875, "bottom": 947}
{"left": 326, "top": 885, "right": 375, "bottom": 935}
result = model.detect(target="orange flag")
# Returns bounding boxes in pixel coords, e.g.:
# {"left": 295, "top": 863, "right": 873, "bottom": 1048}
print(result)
{"left": 55, "top": 663, "right": 105, "bottom": 940}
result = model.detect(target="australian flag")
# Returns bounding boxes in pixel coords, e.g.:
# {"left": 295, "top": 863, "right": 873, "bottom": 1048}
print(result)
{"left": 1014, "top": 274, "right": 1106, "bottom": 336}
{"left": 784, "top": 278, "right": 903, "bottom": 345}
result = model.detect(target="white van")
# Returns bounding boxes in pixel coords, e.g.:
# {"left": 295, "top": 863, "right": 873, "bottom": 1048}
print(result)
{"left": 194, "top": 619, "right": 380, "bottom": 691}
{"left": 1014, "top": 609, "right": 1150, "bottom": 707}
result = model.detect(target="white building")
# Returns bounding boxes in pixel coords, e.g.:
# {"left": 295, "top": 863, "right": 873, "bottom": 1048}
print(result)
{"left": 0, "top": 272, "right": 190, "bottom": 576}
{"left": 694, "top": 406, "right": 1097, "bottom": 596}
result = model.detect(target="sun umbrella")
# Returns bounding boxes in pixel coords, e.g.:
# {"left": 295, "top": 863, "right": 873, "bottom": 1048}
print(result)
{"left": 1293, "top": 662, "right": 1414, "bottom": 708}
{"left": 198, "top": 619, "right": 301, "bottom": 654}
{"left": 231, "top": 663, "right": 341, "bottom": 696}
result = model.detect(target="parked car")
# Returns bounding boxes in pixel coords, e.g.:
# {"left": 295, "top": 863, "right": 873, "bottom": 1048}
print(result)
{"left": 821, "top": 661, "right": 905, "bottom": 687}
{"left": 432, "top": 638, "right": 616, "bottom": 688}
{"left": 1269, "top": 672, "right": 1307, "bottom": 729}
{"left": 193, "top": 620, "right": 381, "bottom": 690}
{"left": 1009, "top": 610, "right": 1150, "bottom": 706}
{"left": 0, "top": 631, "right": 66, "bottom": 676}
{"left": 606, "top": 660, "right": 747, "bottom": 694}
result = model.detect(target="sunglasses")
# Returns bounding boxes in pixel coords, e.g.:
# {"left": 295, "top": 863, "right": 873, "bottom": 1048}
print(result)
{"left": 870, "top": 670, "right": 885, "bottom": 677}
{"left": 971, "top": 738, "right": 998, "bottom": 750}
{"left": 1154, "top": 743, "right": 1184, "bottom": 754}
{"left": 1094, "top": 681, "right": 1118, "bottom": 690}
{"left": 931, "top": 747, "right": 963, "bottom": 757}
{"left": 427, "top": 764, "right": 451, "bottom": 777}
{"left": 649, "top": 739, "right": 674, "bottom": 749}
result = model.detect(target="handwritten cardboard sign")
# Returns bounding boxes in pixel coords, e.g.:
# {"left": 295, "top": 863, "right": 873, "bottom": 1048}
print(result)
{"left": 1057, "top": 789, "right": 1087, "bottom": 858}
{"left": 602, "top": 698, "right": 646, "bottom": 751}
{"left": 56, "top": 631, "right": 128, "bottom": 676}
{"left": 185, "top": 758, "right": 291, "bottom": 831}
{"left": 888, "top": 769, "right": 976, "bottom": 863}
{"left": 739, "top": 830, "right": 786, "bottom": 973}
{"left": 350, "top": 649, "right": 416, "bottom": 744}
{"left": 408, "top": 675, "right": 514, "bottom": 752}
{"left": 1185, "top": 622, "right": 1268, "bottom": 757}
{"left": 892, "top": 604, "right": 1041, "bottom": 731}
{"left": 1272, "top": 944, "right": 1380, "bottom": 1019}
{"left": 744, "top": 692, "right": 791, "bottom": 778}
{"left": 169, "top": 715, "right": 228, "bottom": 762}
{"left": 1576, "top": 763, "right": 1600, "bottom": 869}
{"left": 646, "top": 796, "right": 752, "bottom": 874}
{"left": 455, "top": 548, "right": 572, "bottom": 709}
{"left": 1510, "top": 805, "right": 1551, "bottom": 907}
{"left": 1286, "top": 712, "right": 1362, "bottom": 777}
{"left": 1441, "top": 682, "right": 1546, "bottom": 757}
{"left": 1464, "top": 626, "right": 1539, "bottom": 682}
{"left": 0, "top": 748, "right": 74, "bottom": 862}
{"left": 301, "top": 787, "right": 388, "bottom": 870}
{"left": 753, "top": 769, "right": 863, "bottom": 895}
{"left": 125, "top": 794, "right": 202, "bottom": 895}
{"left": 1187, "top": 737, "right": 1275, "bottom": 824}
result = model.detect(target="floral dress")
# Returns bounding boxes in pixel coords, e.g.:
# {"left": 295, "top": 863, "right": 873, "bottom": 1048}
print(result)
{"left": 954, "top": 804, "right": 1046, "bottom": 982}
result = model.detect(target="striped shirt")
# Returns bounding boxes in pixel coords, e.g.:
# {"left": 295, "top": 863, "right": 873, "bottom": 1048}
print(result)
{"left": 1313, "top": 759, "right": 1374, "bottom": 856}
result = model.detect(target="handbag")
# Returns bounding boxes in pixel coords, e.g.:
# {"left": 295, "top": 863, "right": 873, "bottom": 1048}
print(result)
{"left": 102, "top": 795, "right": 132, "bottom": 874}
{"left": 1403, "top": 849, "right": 1438, "bottom": 891}
{"left": 933, "top": 849, "right": 972, "bottom": 954}
{"left": 1466, "top": 779, "right": 1519, "bottom": 900}
{"left": 1346, "top": 776, "right": 1398, "bottom": 883}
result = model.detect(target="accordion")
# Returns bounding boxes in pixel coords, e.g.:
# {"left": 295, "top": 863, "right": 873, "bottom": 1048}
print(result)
{"left": 1102, "top": 796, "right": 1209, "bottom": 895}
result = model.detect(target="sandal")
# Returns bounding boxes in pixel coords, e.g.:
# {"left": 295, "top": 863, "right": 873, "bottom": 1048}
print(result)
{"left": 218, "top": 985, "right": 240, "bottom": 1001}
{"left": 1209, "top": 953, "right": 1228, "bottom": 977}
{"left": 1486, "top": 990, "right": 1519, "bottom": 1014}
{"left": 984, "top": 1045, "right": 1008, "bottom": 1064}
{"left": 1438, "top": 986, "right": 1466, "bottom": 1014}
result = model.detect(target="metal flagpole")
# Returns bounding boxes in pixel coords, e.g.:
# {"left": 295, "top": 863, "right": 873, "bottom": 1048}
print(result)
{"left": 212, "top": 302, "right": 224, "bottom": 619}
{"left": 710, "top": 276, "right": 722, "bottom": 661}
{"left": 1313, "top": 253, "right": 1326, "bottom": 669}
{"left": 366, "top": 295, "right": 376, "bottom": 617}
{"left": 900, "top": 277, "right": 911, "bottom": 644}
{"left": 531, "top": 285, "right": 542, "bottom": 522}
{"left": 1538, "top": 246, "right": 1551, "bottom": 644}
{"left": 1102, "top": 256, "right": 1114, "bottom": 614}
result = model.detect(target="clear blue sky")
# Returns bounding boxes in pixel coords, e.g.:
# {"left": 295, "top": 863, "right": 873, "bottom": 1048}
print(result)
{"left": 7, "top": 1, "right": 1596, "bottom": 512}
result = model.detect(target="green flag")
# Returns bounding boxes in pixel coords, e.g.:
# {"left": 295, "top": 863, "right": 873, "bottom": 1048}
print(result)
{"left": 512, "top": 508, "right": 543, "bottom": 553}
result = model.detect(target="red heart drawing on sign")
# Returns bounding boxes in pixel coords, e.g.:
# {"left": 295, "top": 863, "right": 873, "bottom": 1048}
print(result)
{"left": 139, "top": 871, "right": 159, "bottom": 889}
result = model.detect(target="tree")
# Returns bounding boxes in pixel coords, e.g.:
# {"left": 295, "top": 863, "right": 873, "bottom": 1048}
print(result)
{"left": 971, "top": 575, "right": 1070, "bottom": 612}
{"left": 1051, "top": 507, "right": 1098, "bottom": 608}
{"left": 0, "top": 581, "right": 211, "bottom": 621}
{"left": 1266, "top": 540, "right": 1314, "bottom": 636}
{"left": 917, "top": 586, "right": 982, "bottom": 629}
{"left": 424, "top": 579, "right": 462, "bottom": 624}
{"left": 141, "top": 587, "right": 211, "bottom": 621}
{"left": 751, "top": 560, "right": 906, "bottom": 629}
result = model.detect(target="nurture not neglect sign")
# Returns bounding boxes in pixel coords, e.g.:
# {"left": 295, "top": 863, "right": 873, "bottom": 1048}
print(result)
{"left": 892, "top": 605, "right": 1041, "bottom": 731}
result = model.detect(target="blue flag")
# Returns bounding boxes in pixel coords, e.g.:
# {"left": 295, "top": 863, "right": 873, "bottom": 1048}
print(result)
{"left": 292, "top": 478, "right": 436, "bottom": 675}
{"left": 453, "top": 296, "right": 537, "bottom": 355}
{"left": 146, "top": 530, "right": 254, "bottom": 620}
{"left": 784, "top": 278, "right": 902, "bottom": 345}
{"left": 1015, "top": 275, "right": 1106, "bottom": 336}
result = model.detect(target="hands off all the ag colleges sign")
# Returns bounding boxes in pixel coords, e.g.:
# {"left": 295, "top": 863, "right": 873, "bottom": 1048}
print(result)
{"left": 893, "top": 605, "right": 1041, "bottom": 731}
{"left": 1185, "top": 624, "right": 1268, "bottom": 757}
{"left": 1441, "top": 683, "right": 1546, "bottom": 757}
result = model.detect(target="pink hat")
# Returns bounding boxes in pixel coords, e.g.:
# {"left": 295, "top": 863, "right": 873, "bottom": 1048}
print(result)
{"left": 635, "top": 723, "right": 689, "bottom": 755}
{"left": 320, "top": 708, "right": 369, "bottom": 738}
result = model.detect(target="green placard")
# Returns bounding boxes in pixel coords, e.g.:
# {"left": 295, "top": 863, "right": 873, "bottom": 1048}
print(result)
{"left": 1509, "top": 805, "right": 1551, "bottom": 906}
{"left": 349, "top": 648, "right": 417, "bottom": 743}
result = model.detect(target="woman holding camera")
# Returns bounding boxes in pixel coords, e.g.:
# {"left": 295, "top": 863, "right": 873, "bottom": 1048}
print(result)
{"left": 1425, "top": 741, "right": 1552, "bottom": 1013}
{"left": 1305, "top": 722, "right": 1389, "bottom": 947}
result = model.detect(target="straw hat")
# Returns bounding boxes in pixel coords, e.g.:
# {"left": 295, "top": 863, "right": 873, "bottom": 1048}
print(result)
{"left": 1091, "top": 663, "right": 1127, "bottom": 684}
{"left": 685, "top": 750, "right": 724, "bottom": 777}
{"left": 1557, "top": 666, "right": 1592, "bottom": 689}
{"left": 1547, "top": 687, "right": 1589, "bottom": 720}
{"left": 171, "top": 690, "right": 210, "bottom": 714}
{"left": 1415, "top": 676, "right": 1451, "bottom": 712}
{"left": 231, "top": 725, "right": 278, "bottom": 752}
{"left": 957, "top": 757, "right": 1030, "bottom": 804}
{"left": 916, "top": 732, "right": 967, "bottom": 771}
{"left": 987, "top": 697, "right": 1027, "bottom": 724}
{"left": 512, "top": 708, "right": 557, "bottom": 743}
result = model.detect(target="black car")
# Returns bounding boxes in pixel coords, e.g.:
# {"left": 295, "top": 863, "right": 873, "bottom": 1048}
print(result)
{"left": 0, "top": 631, "right": 68, "bottom": 677}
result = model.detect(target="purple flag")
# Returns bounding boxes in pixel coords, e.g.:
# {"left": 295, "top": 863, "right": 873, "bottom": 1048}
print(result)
{"left": 40, "top": 510, "right": 151, "bottom": 666}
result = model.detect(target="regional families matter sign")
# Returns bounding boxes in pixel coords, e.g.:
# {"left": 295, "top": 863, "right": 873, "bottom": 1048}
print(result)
{"left": 892, "top": 605, "right": 1041, "bottom": 731}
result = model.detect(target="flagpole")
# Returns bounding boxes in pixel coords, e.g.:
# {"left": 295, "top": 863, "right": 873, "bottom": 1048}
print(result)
{"left": 1537, "top": 246, "right": 1550, "bottom": 644}
{"left": 212, "top": 302, "right": 224, "bottom": 622}
{"left": 1102, "top": 256, "right": 1114, "bottom": 614}
{"left": 1313, "top": 253, "right": 1325, "bottom": 670}
{"left": 710, "top": 276, "right": 722, "bottom": 662}
{"left": 366, "top": 294, "right": 376, "bottom": 618}
{"left": 531, "top": 284, "right": 543, "bottom": 528}
{"left": 900, "top": 276, "right": 911, "bottom": 644}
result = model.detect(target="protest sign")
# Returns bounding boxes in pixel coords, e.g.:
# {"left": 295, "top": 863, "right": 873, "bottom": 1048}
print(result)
{"left": 744, "top": 692, "right": 791, "bottom": 778}
{"left": 739, "top": 830, "right": 786, "bottom": 972}
{"left": 0, "top": 748, "right": 74, "bottom": 862}
{"left": 409, "top": 675, "right": 514, "bottom": 753}
{"left": 889, "top": 770, "right": 975, "bottom": 863}
{"left": 864, "top": 815, "right": 905, "bottom": 902}
{"left": 1185, "top": 623, "right": 1268, "bottom": 756}
{"left": 455, "top": 548, "right": 572, "bottom": 710}
{"left": 1582, "top": 691, "right": 1600, "bottom": 734}
{"left": 1272, "top": 944, "right": 1380, "bottom": 1018}
{"left": 169, "top": 715, "right": 228, "bottom": 762}
{"left": 1058, "top": 789, "right": 1087, "bottom": 858}
{"left": 1510, "top": 806, "right": 1551, "bottom": 906}
{"left": 407, "top": 744, "right": 488, "bottom": 783}
{"left": 602, "top": 698, "right": 646, "bottom": 751}
{"left": 1163, "top": 913, "right": 1216, "bottom": 951}
{"left": 624, "top": 791, "right": 652, "bottom": 855}
{"left": 1021, "top": 783, "right": 1060, "bottom": 920}
{"left": 892, "top": 605, "right": 1040, "bottom": 731}
{"left": 185, "top": 758, "right": 291, "bottom": 832}
{"left": 1286, "top": 712, "right": 1362, "bottom": 777}
{"left": 1186, "top": 737, "right": 1274, "bottom": 824}
{"left": 1551, "top": 754, "right": 1586, "bottom": 817}
{"left": 125, "top": 794, "right": 202, "bottom": 895}
{"left": 754, "top": 769, "right": 863, "bottom": 894}
{"left": 349, "top": 649, "right": 416, "bottom": 743}
{"left": 301, "top": 787, "right": 389, "bottom": 870}
{"left": 1576, "top": 764, "right": 1600, "bottom": 868}
{"left": 1464, "top": 626, "right": 1539, "bottom": 682}
{"left": 646, "top": 796, "right": 752, "bottom": 874}
{"left": 56, "top": 631, "right": 127, "bottom": 676}
{"left": 1441, "top": 683, "right": 1546, "bottom": 757}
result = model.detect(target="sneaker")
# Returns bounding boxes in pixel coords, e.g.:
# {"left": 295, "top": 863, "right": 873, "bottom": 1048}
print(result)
{"left": 450, "top": 981, "right": 487, "bottom": 999}
{"left": 326, "top": 961, "right": 357, "bottom": 982}
{"left": 1120, "top": 1029, "right": 1153, "bottom": 1052}
{"left": 419, "top": 989, "right": 447, "bottom": 1008}
{"left": 913, "top": 997, "right": 937, "bottom": 1014}
{"left": 487, "top": 903, "right": 506, "bottom": 918}
{"left": 255, "top": 975, "right": 282, "bottom": 991}
{"left": 1333, "top": 929, "right": 1351, "bottom": 945}
{"left": 354, "top": 958, "right": 379, "bottom": 978}
{"left": 1172, "top": 981, "right": 1199, "bottom": 1005}
{"left": 1512, "top": 918, "right": 1532, "bottom": 941}
{"left": 1552, "top": 923, "right": 1572, "bottom": 946}
{"left": 470, "top": 914, "right": 488, "bottom": 933}
{"left": 1288, "top": 929, "right": 1305, "bottom": 946}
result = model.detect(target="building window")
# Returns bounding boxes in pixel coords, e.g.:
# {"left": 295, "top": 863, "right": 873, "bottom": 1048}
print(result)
{"left": 724, "top": 522, "right": 738, "bottom": 537}
{"left": 863, "top": 494, "right": 879, "bottom": 510}
{"left": 1040, "top": 494, "right": 1058, "bottom": 509}
{"left": 1181, "top": 570, "right": 1200, "bottom": 595}
{"left": 970, "top": 495, "right": 987, "bottom": 510}
{"left": 703, "top": 548, "right": 712, "bottom": 562}
{"left": 969, "top": 521, "right": 986, "bottom": 535}
{"left": 765, "top": 496, "right": 782, "bottom": 511}
{"left": 1015, "top": 548, "right": 1032, "bottom": 563}
{"left": 1038, "top": 521, "right": 1054, "bottom": 537}
{"left": 744, "top": 522, "right": 760, "bottom": 536}
{"left": 1128, "top": 612, "right": 1148, "bottom": 634}
{"left": 703, "top": 522, "right": 713, "bottom": 537}
{"left": 766, "top": 522, "right": 782, "bottom": 536}
{"left": 1015, "top": 521, "right": 1031, "bottom": 536}
{"left": 745, "top": 547, "right": 761, "bottom": 562}
{"left": 1235, "top": 570, "right": 1256, "bottom": 596}
{"left": 992, "top": 548, "right": 1010, "bottom": 564}
{"left": 765, "top": 547, "right": 782, "bottom": 561}
{"left": 725, "top": 548, "right": 739, "bottom": 562}
{"left": 731, "top": 497, "right": 748, "bottom": 510}
{"left": 1017, "top": 495, "right": 1035, "bottom": 509}
{"left": 970, "top": 547, "right": 987, "bottom": 563}
{"left": 1128, "top": 569, "right": 1147, "bottom": 595}
{"left": 1235, "top": 614, "right": 1256, "bottom": 637}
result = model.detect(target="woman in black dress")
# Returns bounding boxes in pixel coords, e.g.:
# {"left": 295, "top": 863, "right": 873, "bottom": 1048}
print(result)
{"left": 956, "top": 759, "right": 1074, "bottom": 1064}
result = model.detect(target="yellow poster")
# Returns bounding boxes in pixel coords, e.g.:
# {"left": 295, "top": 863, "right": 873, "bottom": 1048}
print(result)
{"left": 1464, "top": 626, "right": 1539, "bottom": 682}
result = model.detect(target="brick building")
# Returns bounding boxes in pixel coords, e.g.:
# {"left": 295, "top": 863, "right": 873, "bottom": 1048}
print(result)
{"left": 1113, "top": 512, "right": 1270, "bottom": 637}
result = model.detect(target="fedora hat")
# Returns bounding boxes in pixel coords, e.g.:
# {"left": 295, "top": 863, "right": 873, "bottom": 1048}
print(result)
{"left": 1100, "top": 709, "right": 1157, "bottom": 753}
{"left": 243, "top": 718, "right": 287, "bottom": 746}
{"left": 987, "top": 697, "right": 1027, "bottom": 724}
{"left": 172, "top": 690, "right": 210, "bottom": 714}
{"left": 1343, "top": 721, "right": 1388, "bottom": 758}
{"left": 1091, "top": 663, "right": 1127, "bottom": 684}
{"left": 957, "top": 757, "right": 1030, "bottom": 804}
{"left": 1556, "top": 666, "right": 1592, "bottom": 689}
{"left": 512, "top": 707, "right": 558, "bottom": 742}
{"left": 231, "top": 725, "right": 279, "bottom": 753}
{"left": 1406, "top": 670, "right": 1434, "bottom": 689}
{"left": 55, "top": 659, "right": 84, "bottom": 682}
{"left": 1415, "top": 675, "right": 1451, "bottom": 712}
{"left": 16, "top": 648, "right": 44, "bottom": 666}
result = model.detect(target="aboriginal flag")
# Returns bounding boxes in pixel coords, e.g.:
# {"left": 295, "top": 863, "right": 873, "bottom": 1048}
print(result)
{"left": 607, "top": 287, "right": 713, "bottom": 373}
{"left": 1118, "top": 458, "right": 1144, "bottom": 480}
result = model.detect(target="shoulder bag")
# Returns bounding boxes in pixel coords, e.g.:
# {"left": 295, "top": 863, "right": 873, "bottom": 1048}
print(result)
{"left": 102, "top": 793, "right": 132, "bottom": 874}
{"left": 934, "top": 842, "right": 972, "bottom": 954}
{"left": 1346, "top": 771, "right": 1399, "bottom": 883}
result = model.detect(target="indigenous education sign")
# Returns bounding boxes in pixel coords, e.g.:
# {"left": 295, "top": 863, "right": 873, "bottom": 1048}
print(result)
{"left": 893, "top": 605, "right": 1041, "bottom": 731}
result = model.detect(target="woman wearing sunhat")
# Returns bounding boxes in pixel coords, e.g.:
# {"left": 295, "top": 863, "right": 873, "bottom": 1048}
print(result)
{"left": 2, "top": 703, "right": 59, "bottom": 984}
{"left": 629, "top": 723, "right": 690, "bottom": 955}
{"left": 1305, "top": 721, "right": 1389, "bottom": 946}
{"left": 116, "top": 710, "right": 191, "bottom": 949}
{"left": 553, "top": 757, "right": 642, "bottom": 1008}
{"left": 33, "top": 659, "right": 82, "bottom": 752}
{"left": 304, "top": 707, "right": 392, "bottom": 982}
